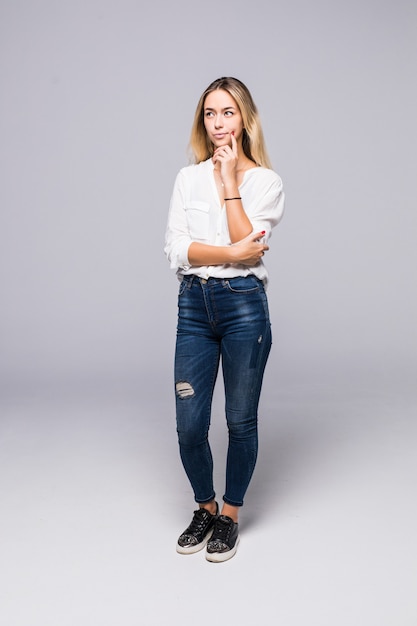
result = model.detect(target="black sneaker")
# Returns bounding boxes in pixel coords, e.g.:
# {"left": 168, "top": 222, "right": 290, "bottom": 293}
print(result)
{"left": 176, "top": 503, "right": 218, "bottom": 554}
{"left": 206, "top": 515, "right": 239, "bottom": 562}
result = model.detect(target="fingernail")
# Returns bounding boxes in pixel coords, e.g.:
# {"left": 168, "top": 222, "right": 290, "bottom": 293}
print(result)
{"left": 231, "top": 131, "right": 235, "bottom": 136}
{"left": 261, "top": 230, "right": 266, "bottom": 234}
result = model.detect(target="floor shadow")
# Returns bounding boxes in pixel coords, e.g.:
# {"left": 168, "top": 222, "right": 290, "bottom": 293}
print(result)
{"left": 241, "top": 391, "right": 346, "bottom": 532}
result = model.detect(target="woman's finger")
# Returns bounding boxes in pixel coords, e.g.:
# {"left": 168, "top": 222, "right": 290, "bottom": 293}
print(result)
{"left": 214, "top": 146, "right": 232, "bottom": 158}
{"left": 230, "top": 132, "right": 238, "bottom": 156}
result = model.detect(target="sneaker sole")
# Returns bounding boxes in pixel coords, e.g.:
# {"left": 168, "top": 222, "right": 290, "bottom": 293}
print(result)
{"left": 205, "top": 536, "right": 240, "bottom": 563}
{"left": 176, "top": 529, "right": 213, "bottom": 555}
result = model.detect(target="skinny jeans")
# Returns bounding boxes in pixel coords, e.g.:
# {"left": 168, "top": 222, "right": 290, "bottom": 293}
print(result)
{"left": 174, "top": 274, "right": 272, "bottom": 507}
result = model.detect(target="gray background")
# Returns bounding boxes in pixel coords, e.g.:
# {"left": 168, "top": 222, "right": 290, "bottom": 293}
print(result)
{"left": 1, "top": 1, "right": 416, "bottom": 625}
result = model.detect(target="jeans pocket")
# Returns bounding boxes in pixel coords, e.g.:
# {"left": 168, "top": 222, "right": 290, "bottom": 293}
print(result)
{"left": 223, "top": 276, "right": 262, "bottom": 294}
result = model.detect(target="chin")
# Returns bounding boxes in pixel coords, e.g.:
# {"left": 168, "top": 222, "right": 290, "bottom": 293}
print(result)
{"left": 214, "top": 139, "right": 232, "bottom": 148}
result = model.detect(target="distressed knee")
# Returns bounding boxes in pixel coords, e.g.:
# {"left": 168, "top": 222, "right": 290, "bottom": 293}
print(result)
{"left": 176, "top": 380, "right": 195, "bottom": 399}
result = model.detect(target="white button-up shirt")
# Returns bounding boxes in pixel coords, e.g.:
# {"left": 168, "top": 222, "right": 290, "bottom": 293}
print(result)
{"left": 164, "top": 158, "right": 284, "bottom": 284}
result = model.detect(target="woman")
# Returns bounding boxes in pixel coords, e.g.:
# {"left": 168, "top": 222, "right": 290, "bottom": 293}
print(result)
{"left": 164, "top": 77, "right": 284, "bottom": 562}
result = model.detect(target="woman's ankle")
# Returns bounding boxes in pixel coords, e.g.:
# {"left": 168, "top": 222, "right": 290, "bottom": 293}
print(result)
{"left": 199, "top": 501, "right": 217, "bottom": 516}
{"left": 220, "top": 503, "right": 239, "bottom": 523}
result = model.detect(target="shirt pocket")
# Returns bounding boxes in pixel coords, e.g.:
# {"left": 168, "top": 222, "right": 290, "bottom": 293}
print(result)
{"left": 185, "top": 201, "right": 210, "bottom": 240}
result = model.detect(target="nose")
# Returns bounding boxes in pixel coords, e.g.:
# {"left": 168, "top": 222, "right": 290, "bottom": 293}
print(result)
{"left": 214, "top": 114, "right": 223, "bottom": 129}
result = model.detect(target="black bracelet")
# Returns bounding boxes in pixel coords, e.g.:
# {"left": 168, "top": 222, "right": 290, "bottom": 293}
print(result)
{"left": 224, "top": 196, "right": 242, "bottom": 201}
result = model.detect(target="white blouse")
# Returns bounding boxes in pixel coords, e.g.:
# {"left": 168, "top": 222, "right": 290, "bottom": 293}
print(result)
{"left": 164, "top": 158, "right": 285, "bottom": 284}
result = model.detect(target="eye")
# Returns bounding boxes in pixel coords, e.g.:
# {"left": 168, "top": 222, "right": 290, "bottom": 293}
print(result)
{"left": 205, "top": 111, "right": 214, "bottom": 117}
{"left": 224, "top": 110, "right": 233, "bottom": 116}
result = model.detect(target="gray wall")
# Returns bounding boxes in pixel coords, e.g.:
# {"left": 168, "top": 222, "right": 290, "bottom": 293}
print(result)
{"left": 1, "top": 0, "right": 416, "bottom": 398}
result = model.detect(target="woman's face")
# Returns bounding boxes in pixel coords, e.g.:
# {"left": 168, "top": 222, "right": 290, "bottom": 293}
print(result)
{"left": 203, "top": 89, "right": 244, "bottom": 149}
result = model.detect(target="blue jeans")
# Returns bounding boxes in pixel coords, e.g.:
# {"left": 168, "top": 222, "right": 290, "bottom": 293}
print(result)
{"left": 174, "top": 275, "right": 272, "bottom": 507}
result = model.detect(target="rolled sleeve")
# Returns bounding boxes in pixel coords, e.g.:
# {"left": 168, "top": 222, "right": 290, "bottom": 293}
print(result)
{"left": 164, "top": 170, "right": 192, "bottom": 270}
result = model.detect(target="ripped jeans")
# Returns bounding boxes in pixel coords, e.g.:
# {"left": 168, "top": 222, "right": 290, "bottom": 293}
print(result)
{"left": 174, "top": 274, "right": 272, "bottom": 507}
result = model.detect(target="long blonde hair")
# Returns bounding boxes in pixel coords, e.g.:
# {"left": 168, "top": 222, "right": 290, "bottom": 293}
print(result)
{"left": 189, "top": 77, "right": 272, "bottom": 169}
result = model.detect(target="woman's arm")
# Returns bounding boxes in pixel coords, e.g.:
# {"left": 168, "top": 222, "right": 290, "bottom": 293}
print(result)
{"left": 214, "top": 134, "right": 253, "bottom": 243}
{"left": 188, "top": 231, "right": 268, "bottom": 267}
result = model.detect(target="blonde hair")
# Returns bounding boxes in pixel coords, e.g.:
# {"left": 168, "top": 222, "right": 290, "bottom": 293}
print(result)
{"left": 189, "top": 77, "right": 272, "bottom": 169}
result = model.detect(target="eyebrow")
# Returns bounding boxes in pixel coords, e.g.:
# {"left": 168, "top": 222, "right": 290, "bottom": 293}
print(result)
{"left": 204, "top": 106, "right": 236, "bottom": 112}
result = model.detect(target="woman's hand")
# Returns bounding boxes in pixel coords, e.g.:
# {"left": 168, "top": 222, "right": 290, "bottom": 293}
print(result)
{"left": 212, "top": 132, "right": 238, "bottom": 186}
{"left": 230, "top": 231, "right": 269, "bottom": 266}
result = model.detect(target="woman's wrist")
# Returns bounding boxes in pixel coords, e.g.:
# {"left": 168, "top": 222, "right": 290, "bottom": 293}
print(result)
{"left": 221, "top": 178, "right": 239, "bottom": 194}
{"left": 226, "top": 245, "right": 238, "bottom": 263}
